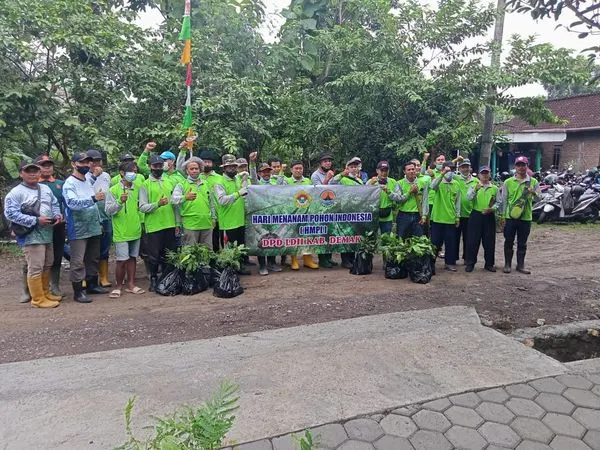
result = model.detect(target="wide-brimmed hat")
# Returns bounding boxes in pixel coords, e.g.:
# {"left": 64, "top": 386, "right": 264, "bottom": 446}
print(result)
{"left": 319, "top": 152, "right": 333, "bottom": 162}
{"left": 258, "top": 162, "right": 273, "bottom": 172}
{"left": 346, "top": 156, "right": 361, "bottom": 167}
{"left": 220, "top": 154, "right": 238, "bottom": 167}
{"left": 19, "top": 160, "right": 40, "bottom": 171}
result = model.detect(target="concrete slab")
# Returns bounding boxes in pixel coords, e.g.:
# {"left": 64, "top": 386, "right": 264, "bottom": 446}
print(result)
{"left": 0, "top": 306, "right": 566, "bottom": 449}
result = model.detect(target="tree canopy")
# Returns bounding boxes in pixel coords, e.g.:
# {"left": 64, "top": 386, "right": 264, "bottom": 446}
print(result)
{"left": 0, "top": 0, "right": 592, "bottom": 180}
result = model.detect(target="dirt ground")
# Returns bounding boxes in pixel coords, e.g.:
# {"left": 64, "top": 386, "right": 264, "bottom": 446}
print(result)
{"left": 1, "top": 224, "right": 599, "bottom": 364}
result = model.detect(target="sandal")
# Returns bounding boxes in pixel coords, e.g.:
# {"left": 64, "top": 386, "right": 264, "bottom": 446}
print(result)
{"left": 125, "top": 286, "right": 145, "bottom": 295}
{"left": 109, "top": 289, "right": 121, "bottom": 298}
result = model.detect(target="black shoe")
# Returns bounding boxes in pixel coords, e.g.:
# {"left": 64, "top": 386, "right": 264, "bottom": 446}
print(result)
{"left": 465, "top": 265, "right": 474, "bottom": 273}
{"left": 516, "top": 266, "right": 531, "bottom": 274}
{"left": 149, "top": 276, "right": 158, "bottom": 292}
{"left": 244, "top": 259, "right": 257, "bottom": 266}
{"left": 72, "top": 282, "right": 91, "bottom": 303}
{"left": 329, "top": 260, "right": 339, "bottom": 267}
{"left": 503, "top": 265, "right": 511, "bottom": 274}
{"left": 341, "top": 261, "right": 353, "bottom": 269}
{"left": 86, "top": 277, "right": 108, "bottom": 294}
{"left": 238, "top": 267, "right": 251, "bottom": 276}
{"left": 484, "top": 265, "right": 497, "bottom": 273}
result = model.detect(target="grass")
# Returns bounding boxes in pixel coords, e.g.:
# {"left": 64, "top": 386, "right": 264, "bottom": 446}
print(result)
{"left": 533, "top": 222, "right": 600, "bottom": 232}
{"left": 0, "top": 241, "right": 23, "bottom": 257}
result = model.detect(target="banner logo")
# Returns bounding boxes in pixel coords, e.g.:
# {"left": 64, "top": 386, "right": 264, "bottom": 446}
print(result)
{"left": 294, "top": 190, "right": 312, "bottom": 208}
{"left": 320, "top": 190, "right": 336, "bottom": 206}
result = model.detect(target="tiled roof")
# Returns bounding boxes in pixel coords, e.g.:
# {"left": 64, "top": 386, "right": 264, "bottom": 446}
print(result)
{"left": 502, "top": 93, "right": 600, "bottom": 132}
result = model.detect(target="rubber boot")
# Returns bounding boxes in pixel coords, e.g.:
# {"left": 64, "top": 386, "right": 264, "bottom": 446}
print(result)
{"left": 28, "top": 275, "right": 59, "bottom": 308}
{"left": 19, "top": 264, "right": 31, "bottom": 303}
{"left": 86, "top": 277, "right": 109, "bottom": 294}
{"left": 318, "top": 254, "right": 333, "bottom": 268}
{"left": 290, "top": 255, "right": 300, "bottom": 270}
{"left": 503, "top": 249, "right": 513, "bottom": 274}
{"left": 148, "top": 263, "right": 158, "bottom": 292}
{"left": 516, "top": 248, "right": 531, "bottom": 274}
{"left": 72, "top": 281, "right": 91, "bottom": 303}
{"left": 50, "top": 265, "right": 63, "bottom": 298}
{"left": 303, "top": 254, "right": 319, "bottom": 269}
{"left": 280, "top": 255, "right": 288, "bottom": 267}
{"left": 42, "top": 271, "right": 62, "bottom": 302}
{"left": 98, "top": 260, "right": 112, "bottom": 287}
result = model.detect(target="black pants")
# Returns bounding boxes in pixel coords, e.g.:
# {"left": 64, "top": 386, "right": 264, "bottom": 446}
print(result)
{"left": 224, "top": 226, "right": 245, "bottom": 247}
{"left": 145, "top": 228, "right": 176, "bottom": 266}
{"left": 466, "top": 211, "right": 496, "bottom": 268}
{"left": 503, "top": 219, "right": 531, "bottom": 268}
{"left": 258, "top": 256, "right": 277, "bottom": 267}
{"left": 431, "top": 222, "right": 458, "bottom": 266}
{"left": 213, "top": 222, "right": 224, "bottom": 251}
{"left": 52, "top": 222, "right": 65, "bottom": 271}
{"left": 454, "top": 217, "right": 469, "bottom": 262}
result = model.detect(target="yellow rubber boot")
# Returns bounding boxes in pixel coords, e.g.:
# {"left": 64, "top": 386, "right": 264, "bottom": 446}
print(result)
{"left": 303, "top": 254, "right": 319, "bottom": 269}
{"left": 98, "top": 260, "right": 112, "bottom": 287}
{"left": 290, "top": 255, "right": 300, "bottom": 270}
{"left": 41, "top": 271, "right": 62, "bottom": 301}
{"left": 28, "top": 275, "right": 59, "bottom": 309}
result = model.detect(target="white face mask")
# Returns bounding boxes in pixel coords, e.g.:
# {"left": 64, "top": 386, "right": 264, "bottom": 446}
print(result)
{"left": 163, "top": 161, "right": 170, "bottom": 171}
{"left": 124, "top": 172, "right": 136, "bottom": 182}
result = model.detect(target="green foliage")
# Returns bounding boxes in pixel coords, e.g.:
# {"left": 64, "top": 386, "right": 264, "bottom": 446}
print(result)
{"left": 166, "top": 244, "right": 214, "bottom": 273}
{"left": 404, "top": 236, "right": 436, "bottom": 259}
{"left": 356, "top": 231, "right": 379, "bottom": 257}
{"left": 294, "top": 430, "right": 314, "bottom": 450}
{"left": 380, "top": 233, "right": 435, "bottom": 263}
{"left": 213, "top": 242, "right": 248, "bottom": 270}
{"left": 117, "top": 381, "right": 239, "bottom": 450}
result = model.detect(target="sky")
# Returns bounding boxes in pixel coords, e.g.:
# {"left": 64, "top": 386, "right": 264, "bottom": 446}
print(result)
{"left": 137, "top": 0, "right": 593, "bottom": 97}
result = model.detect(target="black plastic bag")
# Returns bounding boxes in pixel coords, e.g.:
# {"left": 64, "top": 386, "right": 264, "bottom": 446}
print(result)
{"left": 406, "top": 256, "right": 434, "bottom": 284}
{"left": 156, "top": 269, "right": 184, "bottom": 296}
{"left": 384, "top": 260, "right": 407, "bottom": 279}
{"left": 213, "top": 267, "right": 244, "bottom": 298}
{"left": 350, "top": 253, "right": 373, "bottom": 275}
{"left": 182, "top": 270, "right": 209, "bottom": 295}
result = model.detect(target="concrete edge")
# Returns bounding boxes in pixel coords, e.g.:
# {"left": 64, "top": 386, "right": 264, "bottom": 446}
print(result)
{"left": 566, "top": 357, "right": 600, "bottom": 374}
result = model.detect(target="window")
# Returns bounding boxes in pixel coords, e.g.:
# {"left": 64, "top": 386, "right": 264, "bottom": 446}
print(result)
{"left": 552, "top": 145, "right": 561, "bottom": 167}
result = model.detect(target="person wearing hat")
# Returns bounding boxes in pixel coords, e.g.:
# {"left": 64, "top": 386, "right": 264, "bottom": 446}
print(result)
{"left": 465, "top": 165, "right": 498, "bottom": 273}
{"left": 454, "top": 158, "right": 478, "bottom": 264}
{"left": 34, "top": 154, "right": 66, "bottom": 300}
{"left": 367, "top": 161, "right": 400, "bottom": 234}
{"left": 311, "top": 152, "right": 337, "bottom": 268}
{"left": 137, "top": 141, "right": 158, "bottom": 178}
{"left": 497, "top": 156, "right": 541, "bottom": 274}
{"left": 393, "top": 161, "right": 429, "bottom": 238}
{"left": 430, "top": 161, "right": 461, "bottom": 271}
{"left": 159, "top": 150, "right": 186, "bottom": 187}
{"left": 197, "top": 149, "right": 224, "bottom": 250}
{"left": 63, "top": 152, "right": 107, "bottom": 302}
{"left": 139, "top": 154, "right": 179, "bottom": 291}
{"left": 105, "top": 161, "right": 145, "bottom": 298}
{"left": 236, "top": 158, "right": 249, "bottom": 175}
{"left": 110, "top": 153, "right": 145, "bottom": 187}
{"left": 85, "top": 149, "right": 113, "bottom": 288}
{"left": 214, "top": 154, "right": 251, "bottom": 274}
{"left": 171, "top": 157, "right": 215, "bottom": 249}
{"left": 331, "top": 157, "right": 364, "bottom": 268}
{"left": 4, "top": 161, "right": 63, "bottom": 308}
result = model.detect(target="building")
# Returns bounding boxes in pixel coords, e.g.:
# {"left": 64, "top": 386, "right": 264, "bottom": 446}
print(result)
{"left": 498, "top": 93, "right": 600, "bottom": 174}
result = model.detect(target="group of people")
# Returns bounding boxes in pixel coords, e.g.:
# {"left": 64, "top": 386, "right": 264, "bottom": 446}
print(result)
{"left": 4, "top": 141, "right": 540, "bottom": 309}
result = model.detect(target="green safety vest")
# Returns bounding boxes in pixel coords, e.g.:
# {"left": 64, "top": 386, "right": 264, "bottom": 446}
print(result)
{"left": 109, "top": 182, "right": 142, "bottom": 242}
{"left": 397, "top": 177, "right": 426, "bottom": 214}
{"left": 285, "top": 177, "right": 312, "bottom": 185}
{"left": 503, "top": 177, "right": 539, "bottom": 221}
{"left": 472, "top": 184, "right": 499, "bottom": 213}
{"left": 141, "top": 176, "right": 176, "bottom": 233}
{"left": 180, "top": 179, "right": 213, "bottom": 230}
{"left": 456, "top": 176, "right": 479, "bottom": 218}
{"left": 215, "top": 176, "right": 245, "bottom": 230}
{"left": 111, "top": 173, "right": 145, "bottom": 187}
{"left": 431, "top": 180, "right": 460, "bottom": 225}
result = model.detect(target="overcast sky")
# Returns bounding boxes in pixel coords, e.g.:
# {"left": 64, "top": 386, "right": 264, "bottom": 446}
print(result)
{"left": 138, "top": 0, "right": 594, "bottom": 97}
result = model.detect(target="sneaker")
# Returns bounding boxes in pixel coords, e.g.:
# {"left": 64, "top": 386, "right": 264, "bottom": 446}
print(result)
{"left": 516, "top": 266, "right": 531, "bottom": 274}
{"left": 503, "top": 265, "right": 511, "bottom": 274}
{"left": 266, "top": 264, "right": 282, "bottom": 272}
{"left": 444, "top": 265, "right": 457, "bottom": 272}
{"left": 484, "top": 265, "right": 497, "bottom": 273}
{"left": 259, "top": 266, "right": 268, "bottom": 276}
{"left": 465, "top": 265, "right": 474, "bottom": 273}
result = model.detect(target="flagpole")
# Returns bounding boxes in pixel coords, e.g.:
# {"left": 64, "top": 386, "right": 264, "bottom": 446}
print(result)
{"left": 179, "top": 0, "right": 194, "bottom": 150}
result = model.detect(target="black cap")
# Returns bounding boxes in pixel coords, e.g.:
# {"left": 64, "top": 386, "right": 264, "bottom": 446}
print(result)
{"left": 377, "top": 161, "right": 389, "bottom": 170}
{"left": 148, "top": 154, "right": 163, "bottom": 165}
{"left": 19, "top": 160, "right": 40, "bottom": 171}
{"left": 35, "top": 154, "right": 54, "bottom": 165}
{"left": 319, "top": 152, "right": 333, "bottom": 162}
{"left": 86, "top": 149, "right": 103, "bottom": 160}
{"left": 119, "top": 153, "right": 135, "bottom": 162}
{"left": 72, "top": 152, "right": 92, "bottom": 163}
{"left": 198, "top": 150, "right": 217, "bottom": 162}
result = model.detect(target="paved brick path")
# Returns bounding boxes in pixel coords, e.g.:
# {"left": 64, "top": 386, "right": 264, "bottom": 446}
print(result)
{"left": 230, "top": 372, "right": 600, "bottom": 450}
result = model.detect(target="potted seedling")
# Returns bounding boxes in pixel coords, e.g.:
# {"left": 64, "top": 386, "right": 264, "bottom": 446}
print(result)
{"left": 380, "top": 233, "right": 408, "bottom": 279}
{"left": 404, "top": 236, "right": 437, "bottom": 284}
{"left": 350, "top": 231, "right": 378, "bottom": 275}
{"left": 212, "top": 242, "right": 247, "bottom": 298}
{"left": 165, "top": 244, "right": 214, "bottom": 295}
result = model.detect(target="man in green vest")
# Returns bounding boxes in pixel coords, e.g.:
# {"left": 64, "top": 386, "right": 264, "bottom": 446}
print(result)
{"left": 430, "top": 161, "right": 461, "bottom": 271}
{"left": 197, "top": 150, "right": 224, "bottom": 250}
{"left": 214, "top": 154, "right": 250, "bottom": 275}
{"left": 465, "top": 165, "right": 498, "bottom": 272}
{"left": 498, "top": 156, "right": 541, "bottom": 274}
{"left": 111, "top": 152, "right": 145, "bottom": 187}
{"left": 139, "top": 154, "right": 178, "bottom": 291}
{"left": 393, "top": 161, "right": 429, "bottom": 238}
{"left": 105, "top": 162, "right": 145, "bottom": 297}
{"left": 136, "top": 141, "right": 157, "bottom": 178}
{"left": 455, "top": 159, "right": 478, "bottom": 264}
{"left": 366, "top": 161, "right": 399, "bottom": 234}
{"left": 172, "top": 157, "right": 215, "bottom": 249}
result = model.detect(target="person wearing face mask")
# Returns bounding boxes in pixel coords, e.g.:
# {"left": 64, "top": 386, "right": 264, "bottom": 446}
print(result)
{"left": 423, "top": 152, "right": 446, "bottom": 235}
{"left": 111, "top": 153, "right": 145, "bottom": 187}
{"left": 454, "top": 159, "right": 478, "bottom": 265}
{"left": 85, "top": 149, "right": 113, "bottom": 288}
{"left": 331, "top": 157, "right": 364, "bottom": 268}
{"left": 35, "top": 154, "right": 66, "bottom": 301}
{"left": 430, "top": 161, "right": 461, "bottom": 272}
{"left": 139, "top": 154, "right": 179, "bottom": 291}
{"left": 4, "top": 160, "right": 63, "bottom": 308}
{"left": 465, "top": 166, "right": 498, "bottom": 273}
{"left": 171, "top": 157, "right": 215, "bottom": 249}
{"left": 367, "top": 161, "right": 401, "bottom": 235}
{"left": 393, "top": 161, "right": 429, "bottom": 238}
{"left": 62, "top": 152, "right": 106, "bottom": 302}
{"left": 196, "top": 149, "right": 224, "bottom": 251}
{"left": 105, "top": 162, "right": 145, "bottom": 298}
{"left": 137, "top": 141, "right": 158, "bottom": 178}
{"left": 311, "top": 152, "right": 337, "bottom": 268}
{"left": 214, "top": 154, "right": 251, "bottom": 275}
{"left": 160, "top": 151, "right": 186, "bottom": 186}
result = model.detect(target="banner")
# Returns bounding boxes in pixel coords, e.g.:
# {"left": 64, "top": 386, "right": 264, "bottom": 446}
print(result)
{"left": 245, "top": 185, "right": 380, "bottom": 255}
